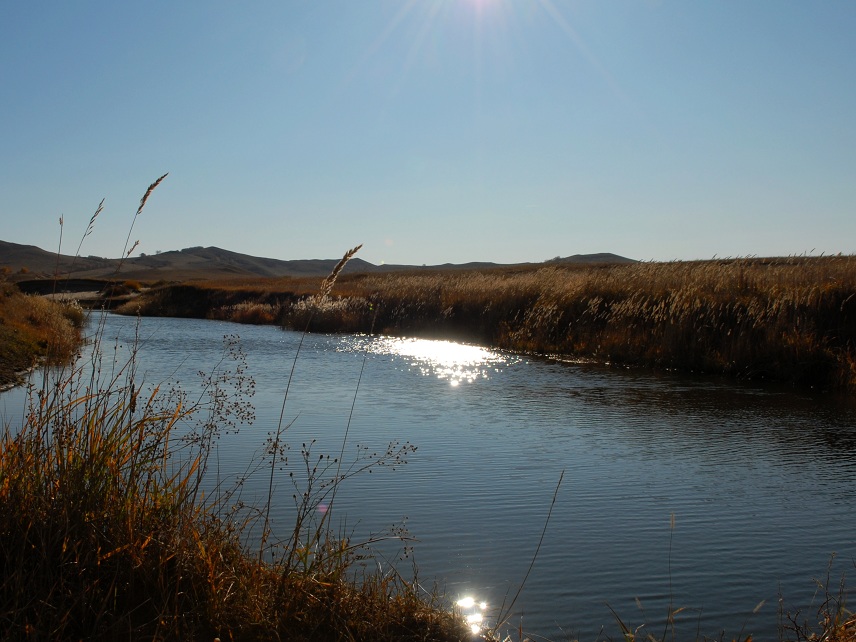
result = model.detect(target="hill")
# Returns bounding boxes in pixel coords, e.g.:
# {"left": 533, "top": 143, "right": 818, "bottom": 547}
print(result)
{"left": 0, "top": 239, "right": 635, "bottom": 283}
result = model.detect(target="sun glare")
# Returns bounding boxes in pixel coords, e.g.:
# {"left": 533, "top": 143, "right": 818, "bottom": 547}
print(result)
{"left": 455, "top": 596, "right": 490, "bottom": 635}
{"left": 374, "top": 337, "right": 512, "bottom": 385}
{"left": 340, "top": 335, "right": 520, "bottom": 386}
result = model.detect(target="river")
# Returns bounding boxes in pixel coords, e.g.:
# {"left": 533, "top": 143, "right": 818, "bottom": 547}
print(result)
{"left": 2, "top": 313, "right": 855, "bottom": 640}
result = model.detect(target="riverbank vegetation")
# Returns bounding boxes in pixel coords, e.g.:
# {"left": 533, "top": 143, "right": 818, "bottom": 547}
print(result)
{"left": 1, "top": 182, "right": 473, "bottom": 640}
{"left": 2, "top": 310, "right": 855, "bottom": 641}
{"left": 5, "top": 173, "right": 853, "bottom": 636}
{"left": 118, "top": 254, "right": 856, "bottom": 392}
{"left": 0, "top": 316, "right": 471, "bottom": 641}
{"left": 0, "top": 278, "right": 85, "bottom": 388}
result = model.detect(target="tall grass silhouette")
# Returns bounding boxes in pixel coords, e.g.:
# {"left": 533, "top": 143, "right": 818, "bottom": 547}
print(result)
{"left": 0, "top": 183, "right": 470, "bottom": 641}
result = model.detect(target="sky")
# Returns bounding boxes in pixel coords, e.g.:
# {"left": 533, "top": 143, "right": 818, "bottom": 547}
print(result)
{"left": 1, "top": 1, "right": 855, "bottom": 266}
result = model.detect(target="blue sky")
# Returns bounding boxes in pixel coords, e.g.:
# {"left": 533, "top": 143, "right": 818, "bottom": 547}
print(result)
{"left": 2, "top": 1, "right": 854, "bottom": 265}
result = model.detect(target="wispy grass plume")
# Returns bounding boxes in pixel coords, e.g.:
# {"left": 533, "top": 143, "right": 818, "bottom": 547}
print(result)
{"left": 119, "top": 172, "right": 168, "bottom": 265}
{"left": 319, "top": 243, "right": 363, "bottom": 299}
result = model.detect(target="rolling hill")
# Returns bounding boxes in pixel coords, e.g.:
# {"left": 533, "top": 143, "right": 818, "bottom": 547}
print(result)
{"left": 0, "top": 239, "right": 634, "bottom": 284}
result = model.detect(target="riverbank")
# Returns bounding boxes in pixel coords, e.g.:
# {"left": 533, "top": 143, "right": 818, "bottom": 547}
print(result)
{"left": 0, "top": 280, "right": 85, "bottom": 388}
{"left": 116, "top": 255, "right": 856, "bottom": 393}
{"left": 0, "top": 307, "right": 474, "bottom": 641}
{"left": 6, "top": 284, "right": 856, "bottom": 640}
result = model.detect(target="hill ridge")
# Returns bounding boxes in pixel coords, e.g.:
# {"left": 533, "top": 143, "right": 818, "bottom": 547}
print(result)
{"left": 0, "top": 239, "right": 635, "bottom": 282}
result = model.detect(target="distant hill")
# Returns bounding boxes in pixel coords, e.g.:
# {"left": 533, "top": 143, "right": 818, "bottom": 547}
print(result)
{"left": 0, "top": 240, "right": 635, "bottom": 283}
{"left": 0, "top": 241, "right": 383, "bottom": 282}
{"left": 544, "top": 253, "right": 637, "bottom": 265}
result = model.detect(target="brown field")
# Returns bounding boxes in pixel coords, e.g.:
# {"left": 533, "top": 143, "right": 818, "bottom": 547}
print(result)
{"left": 117, "top": 255, "right": 856, "bottom": 392}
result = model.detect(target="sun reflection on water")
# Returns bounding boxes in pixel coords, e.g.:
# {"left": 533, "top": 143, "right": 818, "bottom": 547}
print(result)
{"left": 456, "top": 596, "right": 490, "bottom": 635}
{"left": 355, "top": 336, "right": 517, "bottom": 385}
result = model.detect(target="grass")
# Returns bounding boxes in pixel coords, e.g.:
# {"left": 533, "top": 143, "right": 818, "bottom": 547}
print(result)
{"left": 0, "top": 181, "right": 473, "bottom": 641}
{"left": 0, "top": 278, "right": 85, "bottom": 388}
{"left": 119, "top": 255, "right": 856, "bottom": 392}
{"left": 0, "top": 328, "right": 470, "bottom": 640}
{"left": 7, "top": 178, "right": 854, "bottom": 639}
{"left": 297, "top": 256, "right": 856, "bottom": 391}
{"left": 606, "top": 558, "right": 856, "bottom": 642}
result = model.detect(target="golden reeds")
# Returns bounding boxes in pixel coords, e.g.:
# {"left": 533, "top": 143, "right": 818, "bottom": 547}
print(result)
{"left": 280, "top": 256, "right": 856, "bottom": 390}
{"left": 136, "top": 172, "right": 169, "bottom": 218}
{"left": 318, "top": 243, "right": 362, "bottom": 299}
{"left": 0, "top": 282, "right": 84, "bottom": 387}
{"left": 3, "top": 320, "right": 469, "bottom": 640}
{"left": 120, "top": 172, "right": 168, "bottom": 267}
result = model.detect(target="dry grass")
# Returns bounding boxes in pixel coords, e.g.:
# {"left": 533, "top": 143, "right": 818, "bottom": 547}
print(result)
{"left": 7, "top": 211, "right": 855, "bottom": 639}
{"left": 276, "top": 256, "right": 856, "bottom": 391}
{"left": 0, "top": 325, "right": 470, "bottom": 640}
{"left": 119, "top": 255, "right": 856, "bottom": 390}
{"left": 1, "top": 181, "right": 473, "bottom": 641}
{"left": 607, "top": 581, "right": 856, "bottom": 642}
{"left": 0, "top": 279, "right": 85, "bottom": 387}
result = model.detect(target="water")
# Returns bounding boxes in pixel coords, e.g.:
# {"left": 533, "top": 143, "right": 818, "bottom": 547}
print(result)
{"left": 3, "top": 314, "right": 855, "bottom": 640}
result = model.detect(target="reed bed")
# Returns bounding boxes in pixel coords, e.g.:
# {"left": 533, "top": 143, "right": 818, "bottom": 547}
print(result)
{"left": 4, "top": 313, "right": 850, "bottom": 640}
{"left": 121, "top": 256, "right": 856, "bottom": 389}
{"left": 275, "top": 256, "right": 856, "bottom": 391}
{"left": 5, "top": 175, "right": 855, "bottom": 638}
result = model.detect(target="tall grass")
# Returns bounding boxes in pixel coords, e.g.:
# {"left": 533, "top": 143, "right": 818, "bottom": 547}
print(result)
{"left": 0, "top": 183, "right": 471, "bottom": 641}
{"left": 119, "top": 256, "right": 856, "bottom": 390}
{"left": 274, "top": 256, "right": 856, "bottom": 391}
{"left": 606, "top": 555, "right": 856, "bottom": 642}
{"left": 0, "top": 325, "right": 466, "bottom": 640}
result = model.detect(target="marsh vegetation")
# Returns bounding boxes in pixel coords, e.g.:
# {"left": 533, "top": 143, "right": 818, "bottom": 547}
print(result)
{"left": 0, "top": 182, "right": 471, "bottom": 640}
{"left": 120, "top": 255, "right": 856, "bottom": 392}
{"left": 0, "top": 318, "right": 471, "bottom": 640}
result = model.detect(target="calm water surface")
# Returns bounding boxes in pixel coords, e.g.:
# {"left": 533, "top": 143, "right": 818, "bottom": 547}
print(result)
{"left": 3, "top": 314, "right": 855, "bottom": 640}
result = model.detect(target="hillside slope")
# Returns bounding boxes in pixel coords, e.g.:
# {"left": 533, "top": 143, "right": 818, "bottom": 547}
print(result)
{"left": 1, "top": 239, "right": 634, "bottom": 282}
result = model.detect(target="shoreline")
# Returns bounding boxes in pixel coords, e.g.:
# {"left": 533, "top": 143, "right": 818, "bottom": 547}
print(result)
{"left": 106, "top": 256, "right": 856, "bottom": 394}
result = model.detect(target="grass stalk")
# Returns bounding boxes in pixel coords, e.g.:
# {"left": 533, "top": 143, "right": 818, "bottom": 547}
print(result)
{"left": 492, "top": 469, "right": 564, "bottom": 637}
{"left": 260, "top": 244, "right": 362, "bottom": 564}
